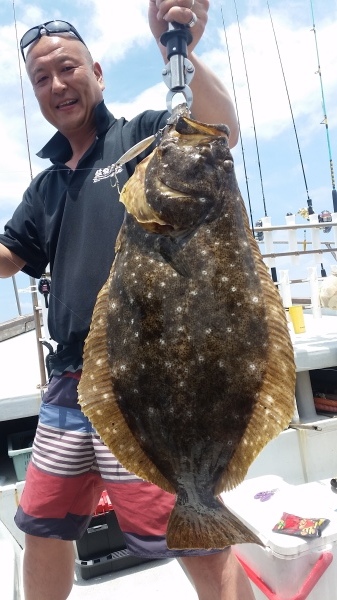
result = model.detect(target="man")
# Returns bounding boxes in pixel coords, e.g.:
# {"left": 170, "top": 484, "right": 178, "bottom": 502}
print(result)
{"left": 0, "top": 2, "right": 254, "bottom": 599}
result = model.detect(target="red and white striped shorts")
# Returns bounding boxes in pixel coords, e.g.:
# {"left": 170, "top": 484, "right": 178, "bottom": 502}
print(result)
{"left": 15, "top": 373, "right": 214, "bottom": 558}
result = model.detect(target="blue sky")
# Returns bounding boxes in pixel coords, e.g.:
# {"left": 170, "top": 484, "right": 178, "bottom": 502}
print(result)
{"left": 1, "top": 0, "right": 337, "bottom": 322}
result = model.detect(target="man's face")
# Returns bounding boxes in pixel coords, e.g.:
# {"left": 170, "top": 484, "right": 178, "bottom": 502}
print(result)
{"left": 26, "top": 35, "right": 105, "bottom": 138}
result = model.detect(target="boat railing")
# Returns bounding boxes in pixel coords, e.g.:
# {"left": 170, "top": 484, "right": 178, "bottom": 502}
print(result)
{"left": 255, "top": 214, "right": 337, "bottom": 258}
{"left": 254, "top": 213, "right": 337, "bottom": 312}
{"left": 2, "top": 275, "right": 48, "bottom": 387}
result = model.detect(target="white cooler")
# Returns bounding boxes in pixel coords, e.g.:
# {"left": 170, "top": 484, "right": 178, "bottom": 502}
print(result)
{"left": 222, "top": 475, "right": 337, "bottom": 600}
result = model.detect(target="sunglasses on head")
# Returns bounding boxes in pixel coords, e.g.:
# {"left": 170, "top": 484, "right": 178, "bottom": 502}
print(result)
{"left": 20, "top": 20, "right": 87, "bottom": 62}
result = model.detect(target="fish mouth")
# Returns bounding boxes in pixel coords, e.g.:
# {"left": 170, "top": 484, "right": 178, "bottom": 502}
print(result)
{"left": 173, "top": 112, "right": 230, "bottom": 139}
{"left": 157, "top": 180, "right": 191, "bottom": 200}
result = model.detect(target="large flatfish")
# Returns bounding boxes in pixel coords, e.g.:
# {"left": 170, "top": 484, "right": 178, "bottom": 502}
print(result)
{"left": 78, "top": 111, "right": 296, "bottom": 549}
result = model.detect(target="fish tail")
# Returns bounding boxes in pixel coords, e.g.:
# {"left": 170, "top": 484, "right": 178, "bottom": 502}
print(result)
{"left": 166, "top": 497, "right": 262, "bottom": 550}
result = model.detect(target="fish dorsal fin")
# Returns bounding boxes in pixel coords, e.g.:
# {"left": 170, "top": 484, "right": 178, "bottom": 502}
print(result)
{"left": 215, "top": 207, "right": 295, "bottom": 493}
{"left": 78, "top": 270, "right": 174, "bottom": 493}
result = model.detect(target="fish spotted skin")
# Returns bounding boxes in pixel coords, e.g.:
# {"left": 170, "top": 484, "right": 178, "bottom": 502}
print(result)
{"left": 78, "top": 113, "right": 296, "bottom": 550}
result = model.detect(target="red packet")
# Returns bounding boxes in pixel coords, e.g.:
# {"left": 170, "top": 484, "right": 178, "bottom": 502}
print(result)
{"left": 273, "top": 512, "right": 329, "bottom": 538}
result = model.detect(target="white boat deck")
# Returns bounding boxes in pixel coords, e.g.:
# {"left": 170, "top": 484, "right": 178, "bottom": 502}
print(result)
{"left": 1, "top": 527, "right": 199, "bottom": 600}
{"left": 71, "top": 558, "right": 198, "bottom": 600}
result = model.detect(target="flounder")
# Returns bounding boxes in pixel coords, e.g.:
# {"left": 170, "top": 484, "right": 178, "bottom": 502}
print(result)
{"left": 78, "top": 110, "right": 296, "bottom": 550}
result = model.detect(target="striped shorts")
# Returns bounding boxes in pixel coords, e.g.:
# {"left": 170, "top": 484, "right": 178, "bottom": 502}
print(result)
{"left": 15, "top": 373, "right": 213, "bottom": 558}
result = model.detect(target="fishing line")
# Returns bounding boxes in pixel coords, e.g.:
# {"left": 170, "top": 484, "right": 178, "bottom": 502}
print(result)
{"left": 232, "top": 0, "right": 268, "bottom": 219}
{"left": 309, "top": 0, "right": 337, "bottom": 212}
{"left": 220, "top": 7, "right": 255, "bottom": 232}
{"left": 12, "top": 1, "right": 33, "bottom": 181}
{"left": 12, "top": 0, "right": 47, "bottom": 386}
{"left": 267, "top": 1, "right": 314, "bottom": 215}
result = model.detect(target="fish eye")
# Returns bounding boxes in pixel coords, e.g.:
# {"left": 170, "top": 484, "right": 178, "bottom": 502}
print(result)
{"left": 223, "top": 160, "right": 234, "bottom": 172}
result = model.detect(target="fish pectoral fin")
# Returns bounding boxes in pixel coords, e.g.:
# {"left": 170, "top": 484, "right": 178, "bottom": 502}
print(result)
{"left": 166, "top": 497, "right": 263, "bottom": 550}
{"left": 154, "top": 237, "right": 191, "bottom": 277}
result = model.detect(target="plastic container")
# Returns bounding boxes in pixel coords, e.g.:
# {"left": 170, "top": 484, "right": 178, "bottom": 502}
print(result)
{"left": 76, "top": 503, "right": 126, "bottom": 562}
{"left": 7, "top": 429, "right": 35, "bottom": 481}
{"left": 77, "top": 549, "right": 153, "bottom": 580}
{"left": 223, "top": 475, "right": 337, "bottom": 600}
{"left": 76, "top": 490, "right": 153, "bottom": 579}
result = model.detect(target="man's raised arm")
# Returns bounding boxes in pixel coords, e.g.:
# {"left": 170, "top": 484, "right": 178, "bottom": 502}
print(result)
{"left": 148, "top": 0, "right": 239, "bottom": 147}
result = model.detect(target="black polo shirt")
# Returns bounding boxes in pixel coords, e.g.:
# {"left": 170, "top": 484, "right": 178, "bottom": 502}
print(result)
{"left": 0, "top": 101, "right": 169, "bottom": 373}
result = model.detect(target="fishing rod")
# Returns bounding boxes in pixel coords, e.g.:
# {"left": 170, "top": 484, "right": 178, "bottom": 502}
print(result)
{"left": 267, "top": 1, "right": 333, "bottom": 273}
{"left": 309, "top": 0, "right": 337, "bottom": 213}
{"left": 220, "top": 8, "right": 255, "bottom": 233}
{"left": 266, "top": 1, "right": 314, "bottom": 216}
{"left": 232, "top": 0, "right": 268, "bottom": 220}
{"left": 12, "top": 1, "right": 33, "bottom": 181}
{"left": 230, "top": 1, "right": 279, "bottom": 281}
{"left": 12, "top": 0, "right": 47, "bottom": 387}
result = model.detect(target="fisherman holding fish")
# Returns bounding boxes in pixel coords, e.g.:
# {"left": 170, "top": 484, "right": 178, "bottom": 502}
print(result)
{"left": 0, "top": 1, "right": 256, "bottom": 598}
